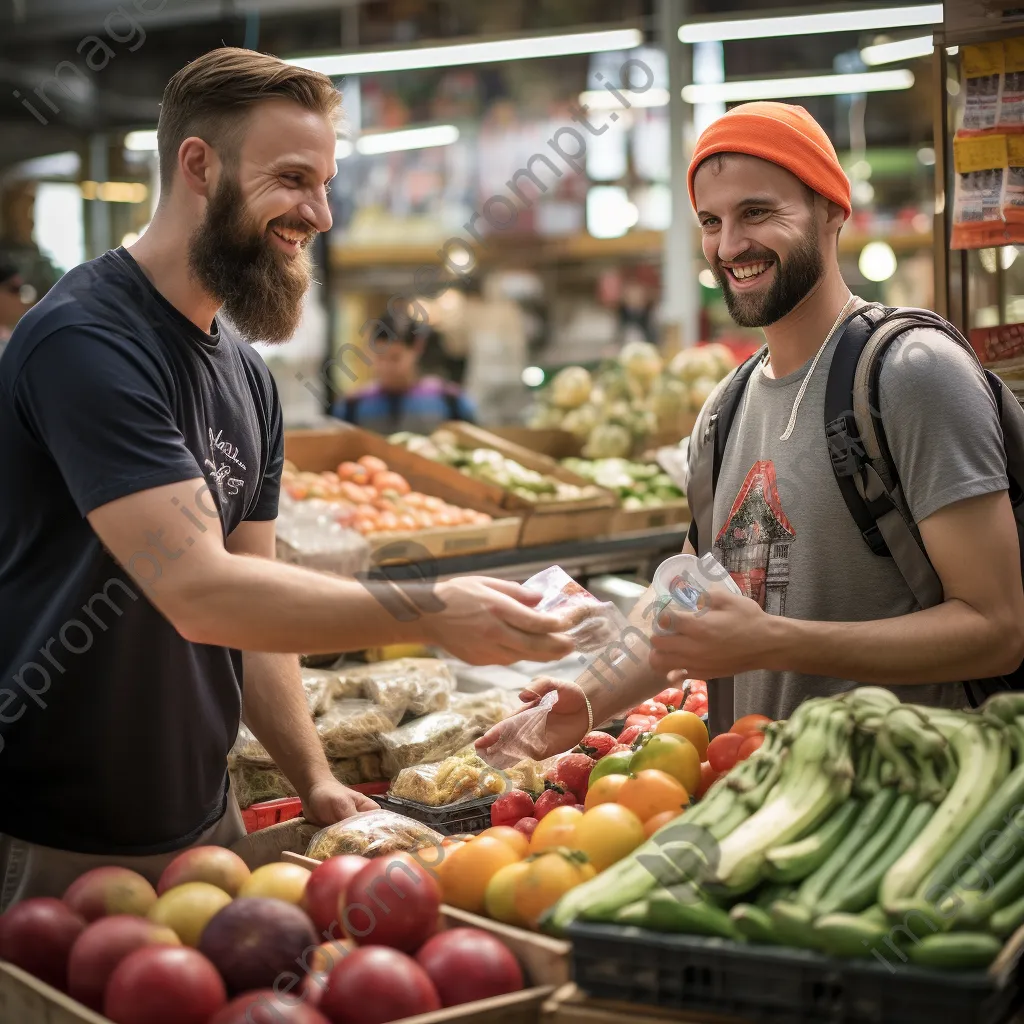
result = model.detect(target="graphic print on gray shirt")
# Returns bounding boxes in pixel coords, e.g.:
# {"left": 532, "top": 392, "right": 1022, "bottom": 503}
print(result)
{"left": 688, "top": 312, "right": 1009, "bottom": 724}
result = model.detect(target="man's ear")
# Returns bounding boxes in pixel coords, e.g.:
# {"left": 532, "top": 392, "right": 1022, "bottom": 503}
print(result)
{"left": 178, "top": 137, "right": 219, "bottom": 199}
{"left": 824, "top": 199, "right": 846, "bottom": 239}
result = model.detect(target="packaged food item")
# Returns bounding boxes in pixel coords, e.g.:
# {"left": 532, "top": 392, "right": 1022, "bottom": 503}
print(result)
{"left": 276, "top": 498, "right": 372, "bottom": 577}
{"left": 522, "top": 565, "right": 630, "bottom": 653}
{"left": 227, "top": 724, "right": 274, "bottom": 769}
{"left": 652, "top": 552, "right": 741, "bottom": 615}
{"left": 961, "top": 42, "right": 1005, "bottom": 135}
{"left": 999, "top": 38, "right": 1024, "bottom": 131}
{"left": 302, "top": 667, "right": 356, "bottom": 716}
{"left": 1004, "top": 135, "right": 1024, "bottom": 233}
{"left": 357, "top": 753, "right": 385, "bottom": 781}
{"left": 305, "top": 810, "right": 443, "bottom": 859}
{"left": 448, "top": 688, "right": 524, "bottom": 730}
{"left": 329, "top": 758, "right": 363, "bottom": 786}
{"left": 340, "top": 659, "right": 457, "bottom": 719}
{"left": 389, "top": 752, "right": 508, "bottom": 806}
{"left": 316, "top": 699, "right": 403, "bottom": 759}
{"left": 230, "top": 764, "right": 297, "bottom": 809}
{"left": 379, "top": 710, "right": 482, "bottom": 777}
{"left": 952, "top": 133, "right": 1009, "bottom": 248}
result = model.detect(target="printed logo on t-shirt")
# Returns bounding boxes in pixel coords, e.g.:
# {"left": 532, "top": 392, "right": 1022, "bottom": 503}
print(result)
{"left": 204, "top": 427, "right": 247, "bottom": 500}
{"left": 714, "top": 460, "right": 795, "bottom": 615}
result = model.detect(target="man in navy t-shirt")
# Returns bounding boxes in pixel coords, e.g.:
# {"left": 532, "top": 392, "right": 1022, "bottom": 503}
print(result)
{"left": 0, "top": 47, "right": 571, "bottom": 904}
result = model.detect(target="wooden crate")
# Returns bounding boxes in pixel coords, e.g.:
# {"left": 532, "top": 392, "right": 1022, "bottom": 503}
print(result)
{"left": 284, "top": 427, "right": 522, "bottom": 559}
{"left": 608, "top": 500, "right": 690, "bottom": 537}
{"left": 541, "top": 983, "right": 747, "bottom": 1024}
{"left": 283, "top": 852, "right": 572, "bottom": 988}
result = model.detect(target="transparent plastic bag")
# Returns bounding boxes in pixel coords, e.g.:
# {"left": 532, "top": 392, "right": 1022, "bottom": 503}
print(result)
{"left": 522, "top": 565, "right": 630, "bottom": 653}
{"left": 360, "top": 674, "right": 412, "bottom": 721}
{"left": 302, "top": 667, "right": 352, "bottom": 716}
{"left": 475, "top": 690, "right": 561, "bottom": 770}
{"left": 342, "top": 659, "right": 457, "bottom": 719}
{"left": 228, "top": 723, "right": 274, "bottom": 769}
{"left": 448, "top": 688, "right": 524, "bottom": 730}
{"left": 316, "top": 699, "right": 403, "bottom": 759}
{"left": 378, "top": 710, "right": 481, "bottom": 777}
{"left": 389, "top": 752, "right": 508, "bottom": 806}
{"left": 305, "top": 810, "right": 444, "bottom": 859}
{"left": 275, "top": 500, "right": 372, "bottom": 577}
{"left": 230, "top": 763, "right": 297, "bottom": 809}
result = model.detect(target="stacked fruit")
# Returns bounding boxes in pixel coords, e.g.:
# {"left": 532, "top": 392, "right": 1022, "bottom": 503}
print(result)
{"left": 545, "top": 688, "right": 1024, "bottom": 972}
{"left": 282, "top": 454, "right": 493, "bottom": 536}
{"left": 0, "top": 847, "right": 525, "bottom": 1024}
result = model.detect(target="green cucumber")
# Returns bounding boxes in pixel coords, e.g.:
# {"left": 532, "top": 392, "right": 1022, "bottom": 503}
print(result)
{"left": 954, "top": 854, "right": 1024, "bottom": 930}
{"left": 613, "top": 900, "right": 652, "bottom": 926}
{"left": 754, "top": 881, "right": 796, "bottom": 910}
{"left": 796, "top": 789, "right": 897, "bottom": 911}
{"left": 769, "top": 901, "right": 820, "bottom": 950}
{"left": 904, "top": 932, "right": 1002, "bottom": 970}
{"left": 765, "top": 799, "right": 862, "bottom": 883}
{"left": 822, "top": 800, "right": 935, "bottom": 916}
{"left": 813, "top": 911, "right": 889, "bottom": 959}
{"left": 645, "top": 884, "right": 746, "bottom": 941}
{"left": 730, "top": 903, "right": 778, "bottom": 944}
{"left": 990, "top": 890, "right": 1024, "bottom": 939}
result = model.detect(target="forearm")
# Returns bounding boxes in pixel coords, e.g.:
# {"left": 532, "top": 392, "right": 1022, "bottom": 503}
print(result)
{"left": 768, "top": 599, "right": 1022, "bottom": 684}
{"left": 241, "top": 651, "right": 333, "bottom": 797}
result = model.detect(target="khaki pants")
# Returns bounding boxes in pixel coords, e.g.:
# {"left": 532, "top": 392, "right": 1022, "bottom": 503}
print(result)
{"left": 0, "top": 799, "right": 247, "bottom": 914}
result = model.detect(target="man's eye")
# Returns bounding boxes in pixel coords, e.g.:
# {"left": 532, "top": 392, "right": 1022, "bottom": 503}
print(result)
{"left": 746, "top": 208, "right": 767, "bottom": 217}
{"left": 701, "top": 218, "right": 719, "bottom": 229}
{"left": 281, "top": 174, "right": 302, "bottom": 185}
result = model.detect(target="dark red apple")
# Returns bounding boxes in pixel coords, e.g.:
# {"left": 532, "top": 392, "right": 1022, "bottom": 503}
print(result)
{"left": 104, "top": 945, "right": 226, "bottom": 1024}
{"left": 320, "top": 946, "right": 440, "bottom": 1024}
{"left": 0, "top": 897, "right": 86, "bottom": 991}
{"left": 301, "top": 855, "right": 368, "bottom": 936}
{"left": 415, "top": 927, "right": 524, "bottom": 1006}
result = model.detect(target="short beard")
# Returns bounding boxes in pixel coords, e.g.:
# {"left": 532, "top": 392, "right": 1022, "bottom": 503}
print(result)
{"left": 715, "top": 232, "right": 823, "bottom": 329}
{"left": 188, "top": 173, "right": 316, "bottom": 343}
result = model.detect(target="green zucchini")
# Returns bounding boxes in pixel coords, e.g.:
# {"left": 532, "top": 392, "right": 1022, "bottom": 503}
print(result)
{"left": 765, "top": 799, "right": 862, "bottom": 883}
{"left": 613, "top": 900, "right": 652, "bottom": 927}
{"left": 990, "top": 890, "right": 1024, "bottom": 939}
{"left": 813, "top": 911, "right": 889, "bottom": 959}
{"left": 796, "top": 789, "right": 897, "bottom": 911}
{"left": 954, "top": 854, "right": 1024, "bottom": 930}
{"left": 645, "top": 884, "right": 746, "bottom": 941}
{"left": 904, "top": 932, "right": 1002, "bottom": 970}
{"left": 730, "top": 903, "right": 778, "bottom": 944}
{"left": 769, "top": 901, "right": 820, "bottom": 951}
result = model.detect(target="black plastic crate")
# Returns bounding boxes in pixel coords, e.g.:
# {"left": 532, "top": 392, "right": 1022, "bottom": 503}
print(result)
{"left": 566, "top": 922, "right": 1022, "bottom": 1024}
{"left": 371, "top": 793, "right": 498, "bottom": 836}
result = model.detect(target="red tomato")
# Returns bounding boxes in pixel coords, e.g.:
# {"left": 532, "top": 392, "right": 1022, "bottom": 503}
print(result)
{"left": 624, "top": 714, "right": 656, "bottom": 733}
{"left": 415, "top": 928, "right": 523, "bottom": 1007}
{"left": 737, "top": 733, "right": 765, "bottom": 761}
{"left": 637, "top": 701, "right": 669, "bottom": 721}
{"left": 322, "top": 947, "right": 439, "bottom": 1024}
{"left": 695, "top": 761, "right": 721, "bottom": 798}
{"left": 731, "top": 714, "right": 772, "bottom": 737}
{"left": 344, "top": 854, "right": 440, "bottom": 953}
{"left": 617, "top": 725, "right": 645, "bottom": 747}
{"left": 654, "top": 687, "right": 686, "bottom": 711}
{"left": 706, "top": 733, "right": 745, "bottom": 774}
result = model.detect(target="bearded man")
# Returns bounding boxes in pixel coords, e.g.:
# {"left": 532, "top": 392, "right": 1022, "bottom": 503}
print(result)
{"left": 0, "top": 48, "right": 572, "bottom": 903}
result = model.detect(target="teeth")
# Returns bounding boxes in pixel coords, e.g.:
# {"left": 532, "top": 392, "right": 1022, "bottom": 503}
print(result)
{"left": 273, "top": 229, "right": 303, "bottom": 244}
{"left": 732, "top": 262, "right": 769, "bottom": 280}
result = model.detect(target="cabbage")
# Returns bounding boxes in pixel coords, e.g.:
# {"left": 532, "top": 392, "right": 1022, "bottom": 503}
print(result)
{"left": 668, "top": 347, "right": 721, "bottom": 384}
{"left": 702, "top": 342, "right": 740, "bottom": 377}
{"left": 528, "top": 404, "right": 566, "bottom": 429}
{"left": 550, "top": 366, "right": 593, "bottom": 409}
{"left": 583, "top": 423, "right": 632, "bottom": 459}
{"left": 561, "top": 403, "right": 600, "bottom": 440}
{"left": 647, "top": 375, "right": 689, "bottom": 419}
{"left": 619, "top": 340, "right": 663, "bottom": 387}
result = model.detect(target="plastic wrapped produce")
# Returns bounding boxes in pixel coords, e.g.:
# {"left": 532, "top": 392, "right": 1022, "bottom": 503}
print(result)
{"left": 316, "top": 699, "right": 403, "bottom": 758}
{"left": 449, "top": 688, "right": 523, "bottom": 730}
{"left": 305, "top": 810, "right": 443, "bottom": 859}
{"left": 522, "top": 565, "right": 630, "bottom": 654}
{"left": 340, "top": 659, "right": 456, "bottom": 718}
{"left": 275, "top": 497, "right": 372, "bottom": 577}
{"left": 357, "top": 753, "right": 385, "bottom": 781}
{"left": 328, "top": 758, "right": 363, "bottom": 786}
{"left": 228, "top": 724, "right": 274, "bottom": 769}
{"left": 302, "top": 667, "right": 358, "bottom": 715}
{"left": 230, "top": 764, "right": 297, "bottom": 809}
{"left": 379, "top": 711, "right": 482, "bottom": 777}
{"left": 389, "top": 753, "right": 507, "bottom": 806}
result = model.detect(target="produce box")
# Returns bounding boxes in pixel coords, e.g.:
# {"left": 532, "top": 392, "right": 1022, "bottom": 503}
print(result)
{"left": 370, "top": 793, "right": 500, "bottom": 836}
{"left": 542, "top": 982, "right": 747, "bottom": 1024}
{"left": 284, "top": 852, "right": 572, "bottom": 988}
{"left": 283, "top": 427, "right": 521, "bottom": 559}
{"left": 565, "top": 921, "right": 1024, "bottom": 1024}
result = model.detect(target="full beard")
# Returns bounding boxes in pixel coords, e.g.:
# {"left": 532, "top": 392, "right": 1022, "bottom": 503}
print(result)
{"left": 188, "top": 174, "right": 316, "bottom": 343}
{"left": 715, "top": 232, "right": 824, "bottom": 329}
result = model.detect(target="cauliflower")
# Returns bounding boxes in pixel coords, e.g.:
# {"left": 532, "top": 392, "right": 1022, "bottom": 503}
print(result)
{"left": 702, "top": 342, "right": 740, "bottom": 377}
{"left": 688, "top": 376, "right": 721, "bottom": 413}
{"left": 647, "top": 375, "right": 689, "bottom": 420}
{"left": 583, "top": 423, "right": 632, "bottom": 459}
{"left": 561, "top": 403, "right": 600, "bottom": 440}
{"left": 619, "top": 340, "right": 664, "bottom": 387}
{"left": 669, "top": 346, "right": 722, "bottom": 384}
{"left": 550, "top": 366, "right": 593, "bottom": 409}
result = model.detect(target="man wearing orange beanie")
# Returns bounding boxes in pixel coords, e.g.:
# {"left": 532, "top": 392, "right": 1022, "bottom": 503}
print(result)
{"left": 476, "top": 101, "right": 1023, "bottom": 759}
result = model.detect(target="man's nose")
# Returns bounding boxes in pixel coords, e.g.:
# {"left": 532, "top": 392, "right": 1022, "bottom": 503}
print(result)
{"left": 717, "top": 219, "right": 751, "bottom": 263}
{"left": 298, "top": 191, "right": 332, "bottom": 234}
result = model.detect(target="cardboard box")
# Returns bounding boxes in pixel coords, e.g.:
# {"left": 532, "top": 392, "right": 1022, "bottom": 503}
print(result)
{"left": 284, "top": 427, "right": 521, "bottom": 560}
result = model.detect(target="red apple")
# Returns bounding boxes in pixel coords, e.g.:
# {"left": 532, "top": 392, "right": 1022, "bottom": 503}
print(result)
{"left": 301, "top": 856, "right": 368, "bottom": 936}
{"left": 321, "top": 946, "right": 440, "bottom": 1024}
{"left": 0, "top": 897, "right": 86, "bottom": 991}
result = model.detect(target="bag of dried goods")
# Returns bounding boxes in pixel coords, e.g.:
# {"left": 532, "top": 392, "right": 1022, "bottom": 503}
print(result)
{"left": 316, "top": 699, "right": 403, "bottom": 759}
{"left": 340, "top": 659, "right": 457, "bottom": 719}
{"left": 329, "top": 758, "right": 363, "bottom": 786}
{"left": 230, "top": 764, "right": 297, "bottom": 809}
{"left": 302, "top": 667, "right": 357, "bottom": 715}
{"left": 305, "top": 810, "right": 443, "bottom": 859}
{"left": 378, "top": 710, "right": 481, "bottom": 777}
{"left": 228, "top": 724, "right": 274, "bottom": 769}
{"left": 389, "top": 753, "right": 507, "bottom": 806}
{"left": 448, "top": 688, "right": 523, "bottom": 730}
{"left": 357, "top": 753, "right": 385, "bottom": 781}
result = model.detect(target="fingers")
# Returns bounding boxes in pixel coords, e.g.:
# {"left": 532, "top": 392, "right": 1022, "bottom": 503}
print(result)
{"left": 489, "top": 588, "right": 573, "bottom": 637}
{"left": 353, "top": 792, "right": 379, "bottom": 812}
{"left": 477, "top": 577, "right": 542, "bottom": 606}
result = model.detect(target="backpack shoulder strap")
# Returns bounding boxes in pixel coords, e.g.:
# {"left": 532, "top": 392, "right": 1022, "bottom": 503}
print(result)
{"left": 443, "top": 388, "right": 464, "bottom": 423}
{"left": 686, "top": 347, "right": 765, "bottom": 555}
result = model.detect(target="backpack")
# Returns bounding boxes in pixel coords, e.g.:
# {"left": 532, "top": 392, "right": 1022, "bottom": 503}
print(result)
{"left": 686, "top": 303, "right": 1024, "bottom": 709}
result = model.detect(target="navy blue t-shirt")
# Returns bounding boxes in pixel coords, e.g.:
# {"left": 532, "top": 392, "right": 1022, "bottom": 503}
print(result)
{"left": 0, "top": 247, "right": 284, "bottom": 855}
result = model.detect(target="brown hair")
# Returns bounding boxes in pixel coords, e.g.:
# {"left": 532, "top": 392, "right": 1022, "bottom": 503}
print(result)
{"left": 156, "top": 47, "right": 341, "bottom": 189}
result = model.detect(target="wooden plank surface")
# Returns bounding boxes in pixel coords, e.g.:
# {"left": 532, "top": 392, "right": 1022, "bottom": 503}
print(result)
{"left": 0, "top": 963, "right": 110, "bottom": 1024}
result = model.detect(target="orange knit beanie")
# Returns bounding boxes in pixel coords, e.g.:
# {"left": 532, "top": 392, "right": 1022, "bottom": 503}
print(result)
{"left": 687, "top": 102, "right": 852, "bottom": 219}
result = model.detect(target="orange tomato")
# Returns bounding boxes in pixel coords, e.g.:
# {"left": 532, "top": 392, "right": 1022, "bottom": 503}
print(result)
{"left": 376, "top": 511, "right": 400, "bottom": 532}
{"left": 644, "top": 809, "right": 684, "bottom": 839}
{"left": 339, "top": 482, "right": 371, "bottom": 505}
{"left": 630, "top": 733, "right": 701, "bottom": 797}
{"left": 731, "top": 714, "right": 772, "bottom": 737}
{"left": 514, "top": 850, "right": 596, "bottom": 927}
{"left": 529, "top": 806, "right": 583, "bottom": 854}
{"left": 572, "top": 804, "right": 645, "bottom": 871}
{"left": 477, "top": 826, "right": 529, "bottom": 859}
{"left": 337, "top": 461, "right": 370, "bottom": 485}
{"left": 583, "top": 774, "right": 629, "bottom": 811}
{"left": 484, "top": 860, "right": 530, "bottom": 925}
{"left": 617, "top": 770, "right": 689, "bottom": 823}
{"left": 373, "top": 471, "right": 411, "bottom": 496}
{"left": 654, "top": 711, "right": 710, "bottom": 761}
{"left": 438, "top": 836, "right": 520, "bottom": 915}
{"left": 737, "top": 732, "right": 765, "bottom": 761}
{"left": 286, "top": 483, "right": 309, "bottom": 500}
{"left": 396, "top": 514, "right": 419, "bottom": 532}
{"left": 695, "top": 760, "right": 722, "bottom": 798}
{"left": 423, "top": 495, "right": 445, "bottom": 512}
{"left": 357, "top": 455, "right": 389, "bottom": 476}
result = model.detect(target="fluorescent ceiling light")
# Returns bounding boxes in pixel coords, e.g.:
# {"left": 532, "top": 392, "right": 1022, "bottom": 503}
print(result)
{"left": 287, "top": 28, "right": 642, "bottom": 77}
{"left": 124, "top": 129, "right": 158, "bottom": 151}
{"left": 579, "top": 87, "right": 670, "bottom": 110}
{"left": 354, "top": 124, "right": 459, "bottom": 156}
{"left": 682, "top": 69, "right": 914, "bottom": 103}
{"left": 335, "top": 139, "right": 354, "bottom": 159}
{"left": 679, "top": 4, "right": 941, "bottom": 43}
{"left": 861, "top": 35, "right": 958, "bottom": 64}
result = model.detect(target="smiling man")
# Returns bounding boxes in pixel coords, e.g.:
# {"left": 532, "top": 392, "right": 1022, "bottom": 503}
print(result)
{"left": 477, "top": 101, "right": 1023, "bottom": 759}
{"left": 0, "top": 48, "right": 572, "bottom": 903}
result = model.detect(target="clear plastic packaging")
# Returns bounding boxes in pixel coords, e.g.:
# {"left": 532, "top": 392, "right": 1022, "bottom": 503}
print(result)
{"left": 378, "top": 710, "right": 482, "bottom": 777}
{"left": 448, "top": 688, "right": 524, "bottom": 730}
{"left": 305, "top": 810, "right": 444, "bottom": 859}
{"left": 328, "top": 758, "right": 363, "bottom": 786}
{"left": 316, "top": 699, "right": 403, "bottom": 759}
{"left": 521, "top": 566, "right": 630, "bottom": 653}
{"left": 340, "top": 659, "right": 457, "bottom": 719}
{"left": 388, "top": 752, "right": 508, "bottom": 806}
{"left": 302, "top": 667, "right": 355, "bottom": 716}
{"left": 230, "top": 763, "right": 297, "bottom": 809}
{"left": 275, "top": 498, "right": 372, "bottom": 577}
{"left": 228, "top": 724, "right": 274, "bottom": 769}
{"left": 475, "top": 690, "right": 561, "bottom": 769}
{"left": 652, "top": 552, "right": 741, "bottom": 617}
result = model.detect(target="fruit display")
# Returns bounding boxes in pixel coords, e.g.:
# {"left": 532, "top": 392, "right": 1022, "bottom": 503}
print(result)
{"left": 281, "top": 453, "right": 494, "bottom": 536}
{"left": 0, "top": 845, "right": 531, "bottom": 1024}
{"left": 560, "top": 457, "right": 685, "bottom": 510}
{"left": 527, "top": 341, "right": 739, "bottom": 458}
{"left": 387, "top": 429, "right": 602, "bottom": 504}
{"left": 544, "top": 688, "right": 1024, "bottom": 973}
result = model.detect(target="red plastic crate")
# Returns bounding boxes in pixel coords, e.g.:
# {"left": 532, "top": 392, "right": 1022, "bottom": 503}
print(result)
{"left": 240, "top": 782, "right": 391, "bottom": 834}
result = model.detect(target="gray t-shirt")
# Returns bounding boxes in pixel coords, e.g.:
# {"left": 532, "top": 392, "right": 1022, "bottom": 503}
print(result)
{"left": 687, "top": 306, "right": 1009, "bottom": 724}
